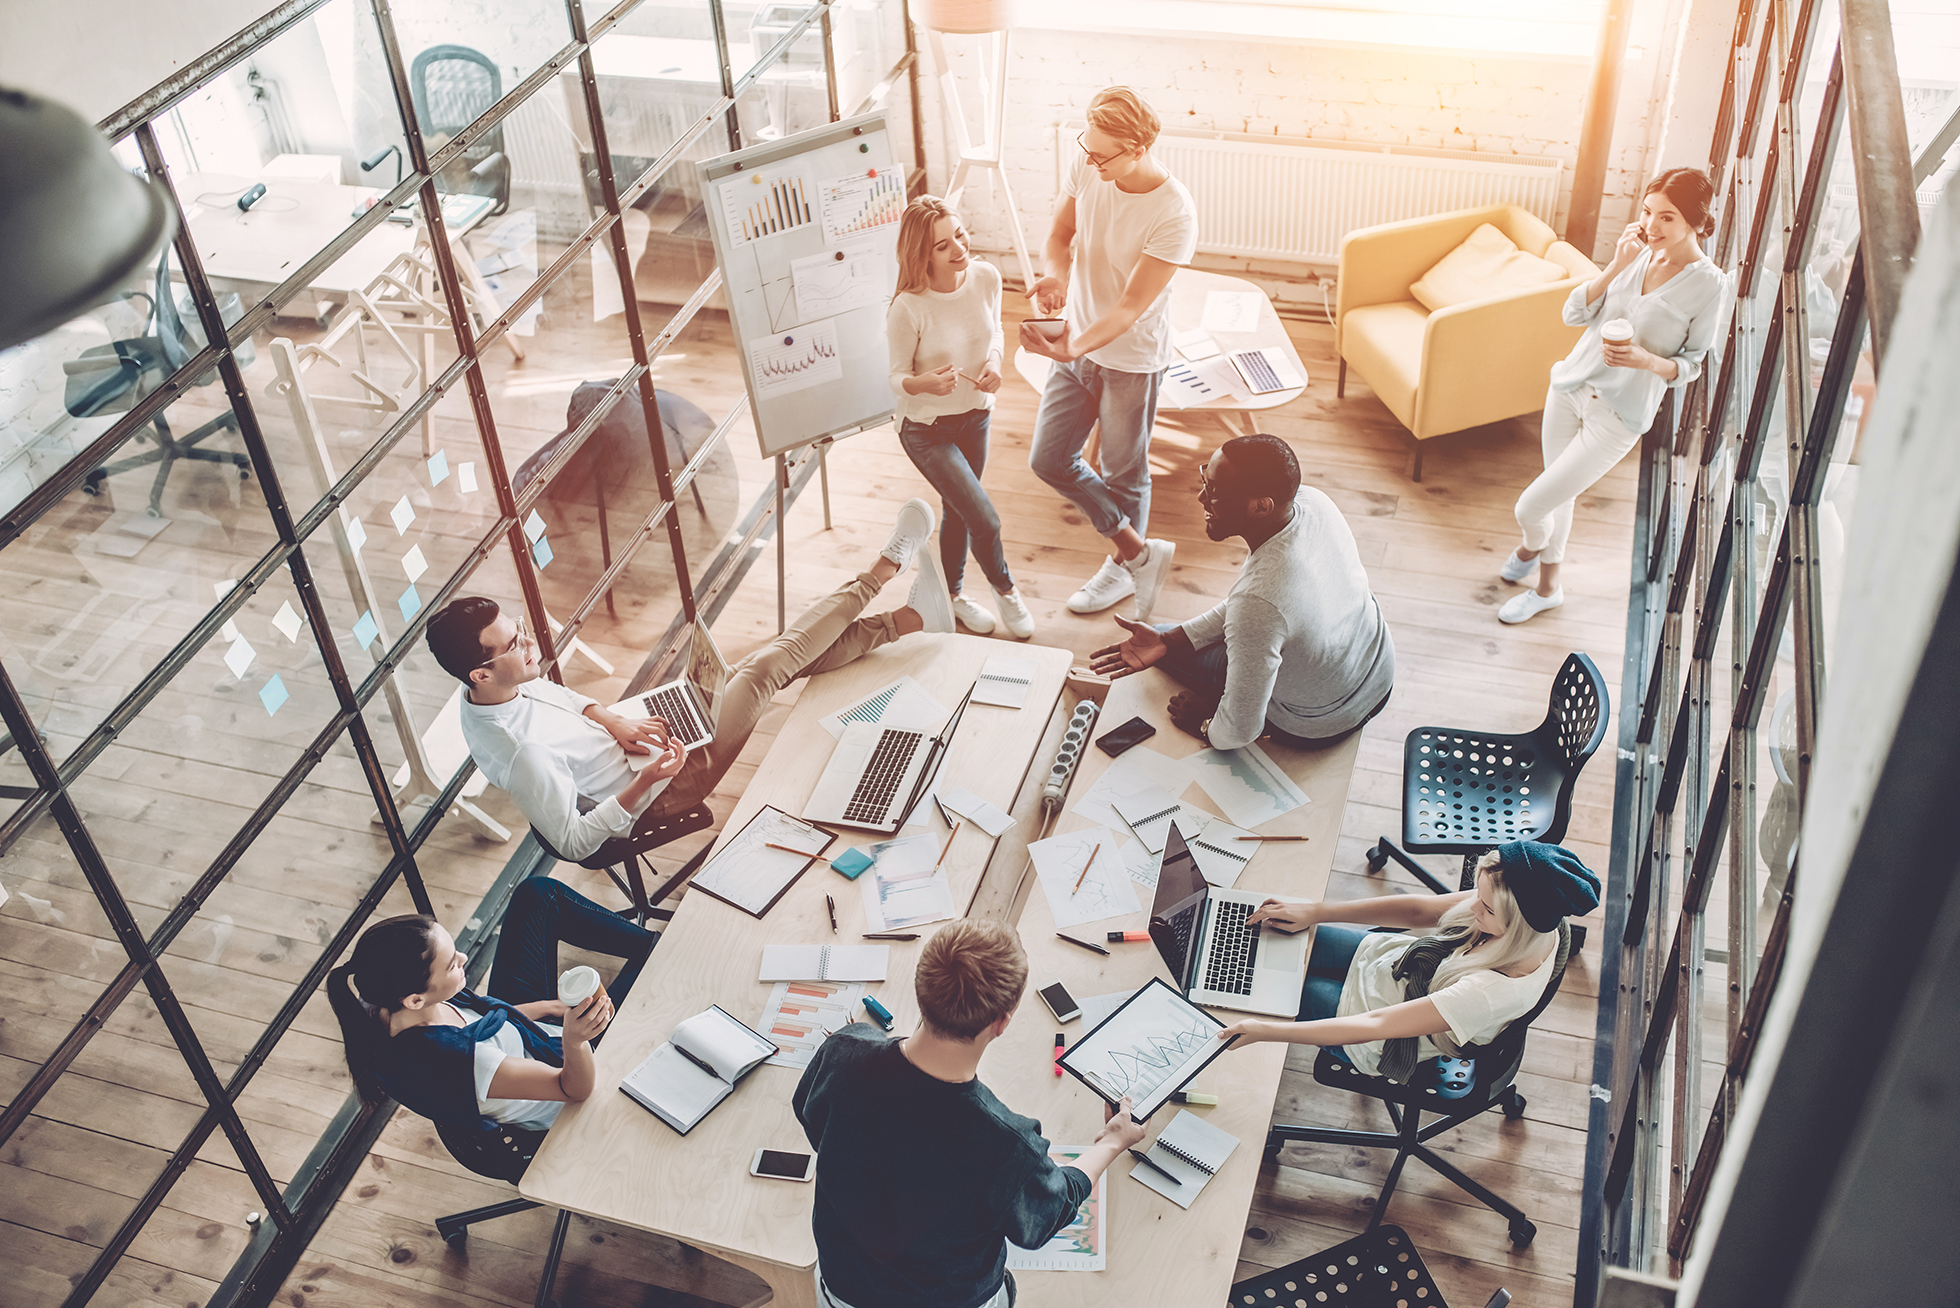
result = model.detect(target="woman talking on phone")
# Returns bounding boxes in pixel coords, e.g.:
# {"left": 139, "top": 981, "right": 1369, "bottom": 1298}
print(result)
{"left": 1500, "top": 167, "right": 1728, "bottom": 624}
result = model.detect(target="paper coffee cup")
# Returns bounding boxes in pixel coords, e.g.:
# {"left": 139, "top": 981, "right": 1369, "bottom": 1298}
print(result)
{"left": 558, "top": 965, "right": 601, "bottom": 1007}
{"left": 1601, "top": 318, "right": 1634, "bottom": 347}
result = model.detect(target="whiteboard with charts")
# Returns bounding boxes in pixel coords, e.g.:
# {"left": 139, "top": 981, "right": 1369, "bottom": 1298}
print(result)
{"left": 700, "top": 111, "right": 906, "bottom": 458}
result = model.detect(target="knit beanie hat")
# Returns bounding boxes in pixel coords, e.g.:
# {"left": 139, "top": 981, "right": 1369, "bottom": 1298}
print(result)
{"left": 1493, "top": 841, "right": 1600, "bottom": 932}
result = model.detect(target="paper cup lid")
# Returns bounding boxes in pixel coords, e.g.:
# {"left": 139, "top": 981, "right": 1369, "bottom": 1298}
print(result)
{"left": 558, "top": 965, "right": 601, "bottom": 1004}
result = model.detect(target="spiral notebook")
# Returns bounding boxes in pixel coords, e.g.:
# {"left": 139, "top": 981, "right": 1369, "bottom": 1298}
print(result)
{"left": 758, "top": 944, "right": 889, "bottom": 981}
{"left": 1128, "top": 1109, "right": 1240, "bottom": 1209}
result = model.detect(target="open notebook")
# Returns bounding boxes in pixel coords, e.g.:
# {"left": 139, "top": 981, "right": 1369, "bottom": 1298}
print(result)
{"left": 619, "top": 1006, "right": 778, "bottom": 1134}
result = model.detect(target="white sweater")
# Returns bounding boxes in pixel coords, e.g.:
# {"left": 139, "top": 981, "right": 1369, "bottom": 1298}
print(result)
{"left": 886, "top": 260, "right": 1005, "bottom": 424}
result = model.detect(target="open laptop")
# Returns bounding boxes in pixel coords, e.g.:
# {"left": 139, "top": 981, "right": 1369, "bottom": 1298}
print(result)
{"left": 802, "top": 685, "right": 975, "bottom": 833}
{"left": 1148, "top": 823, "right": 1310, "bottom": 1016}
{"left": 606, "top": 620, "right": 732, "bottom": 760}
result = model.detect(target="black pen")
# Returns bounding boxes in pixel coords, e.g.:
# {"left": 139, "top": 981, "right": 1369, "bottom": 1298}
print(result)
{"left": 1055, "top": 932, "right": 1111, "bottom": 956}
{"left": 827, "top": 894, "right": 837, "bottom": 934}
{"left": 862, "top": 932, "right": 919, "bottom": 941}
{"left": 1128, "top": 1148, "right": 1181, "bottom": 1184}
{"left": 674, "top": 1043, "right": 724, "bottom": 1081}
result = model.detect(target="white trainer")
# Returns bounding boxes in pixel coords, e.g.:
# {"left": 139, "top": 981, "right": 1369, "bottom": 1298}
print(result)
{"left": 950, "top": 593, "right": 997, "bottom": 634}
{"left": 1126, "top": 538, "right": 1176, "bottom": 622}
{"left": 1500, "top": 548, "right": 1538, "bottom": 583}
{"left": 907, "top": 548, "right": 956, "bottom": 633}
{"left": 1498, "top": 587, "right": 1564, "bottom": 625}
{"left": 1066, "top": 557, "right": 1136, "bottom": 614}
{"left": 880, "top": 497, "right": 936, "bottom": 571}
{"left": 996, "top": 589, "right": 1036, "bottom": 640}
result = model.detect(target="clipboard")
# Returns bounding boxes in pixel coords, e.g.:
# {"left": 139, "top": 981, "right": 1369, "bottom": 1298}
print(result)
{"left": 1058, "top": 977, "right": 1234, "bottom": 1121}
{"left": 688, "top": 805, "right": 841, "bottom": 918}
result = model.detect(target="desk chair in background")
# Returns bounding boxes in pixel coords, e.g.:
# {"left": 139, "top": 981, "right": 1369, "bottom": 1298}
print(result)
{"left": 529, "top": 804, "right": 717, "bottom": 927}
{"left": 1229, "top": 1224, "right": 1510, "bottom": 1308}
{"left": 432, "top": 1118, "right": 569, "bottom": 1308}
{"left": 410, "top": 44, "right": 511, "bottom": 216}
{"left": 62, "top": 249, "right": 253, "bottom": 517}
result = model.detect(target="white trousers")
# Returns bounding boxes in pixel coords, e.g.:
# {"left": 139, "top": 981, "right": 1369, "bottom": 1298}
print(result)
{"left": 1514, "top": 385, "right": 1641, "bottom": 565}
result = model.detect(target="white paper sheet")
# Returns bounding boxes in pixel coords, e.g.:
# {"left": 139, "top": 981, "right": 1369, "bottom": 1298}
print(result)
{"left": 747, "top": 318, "right": 844, "bottom": 400}
{"left": 1005, "top": 1147, "right": 1107, "bottom": 1272}
{"left": 1184, "top": 743, "right": 1309, "bottom": 828}
{"left": 791, "top": 244, "right": 893, "bottom": 320}
{"left": 1174, "top": 327, "right": 1220, "bottom": 360}
{"left": 940, "top": 786, "right": 1015, "bottom": 838}
{"left": 1078, "top": 988, "right": 1140, "bottom": 1030}
{"left": 1032, "top": 827, "right": 1142, "bottom": 930}
{"left": 819, "top": 675, "right": 948, "bottom": 739}
{"left": 859, "top": 833, "right": 957, "bottom": 931}
{"left": 1072, "top": 746, "right": 1193, "bottom": 830}
{"left": 1200, "top": 289, "right": 1265, "bottom": 333}
{"left": 759, "top": 979, "right": 866, "bottom": 1069}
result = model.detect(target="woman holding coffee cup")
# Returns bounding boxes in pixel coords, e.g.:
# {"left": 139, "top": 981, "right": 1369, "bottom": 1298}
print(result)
{"left": 327, "top": 875, "right": 657, "bottom": 1133}
{"left": 1501, "top": 167, "right": 1728, "bottom": 623}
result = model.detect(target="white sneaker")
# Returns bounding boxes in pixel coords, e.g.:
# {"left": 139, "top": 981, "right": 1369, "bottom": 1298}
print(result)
{"left": 907, "top": 548, "right": 956, "bottom": 633}
{"left": 1498, "top": 587, "right": 1564, "bottom": 624}
{"left": 1066, "top": 557, "right": 1136, "bottom": 614}
{"left": 1500, "top": 548, "right": 1538, "bottom": 583}
{"left": 1125, "top": 539, "right": 1176, "bottom": 622}
{"left": 880, "top": 497, "right": 936, "bottom": 571}
{"left": 996, "top": 589, "right": 1036, "bottom": 640}
{"left": 950, "top": 593, "right": 997, "bottom": 634}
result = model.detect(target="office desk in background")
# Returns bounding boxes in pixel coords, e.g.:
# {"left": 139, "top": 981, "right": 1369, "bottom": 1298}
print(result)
{"left": 522, "top": 634, "right": 1075, "bottom": 1308}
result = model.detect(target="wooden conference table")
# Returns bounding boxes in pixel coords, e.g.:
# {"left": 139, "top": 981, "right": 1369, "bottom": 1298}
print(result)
{"left": 521, "top": 639, "right": 1359, "bottom": 1306}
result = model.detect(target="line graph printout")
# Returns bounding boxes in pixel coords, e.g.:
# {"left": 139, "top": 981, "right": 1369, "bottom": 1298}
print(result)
{"left": 1032, "top": 827, "right": 1142, "bottom": 930}
{"left": 819, "top": 166, "right": 904, "bottom": 241}
{"left": 792, "top": 244, "right": 893, "bottom": 321}
{"left": 1005, "top": 1147, "right": 1107, "bottom": 1272}
{"left": 747, "top": 318, "right": 844, "bottom": 400}
{"left": 1061, "top": 978, "right": 1230, "bottom": 1120}
{"left": 1185, "top": 742, "right": 1309, "bottom": 829}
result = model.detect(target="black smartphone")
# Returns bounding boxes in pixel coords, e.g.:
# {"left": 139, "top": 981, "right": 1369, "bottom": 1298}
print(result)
{"left": 1096, "top": 716, "right": 1157, "bottom": 757}
{"left": 1038, "top": 981, "right": 1082, "bottom": 1023}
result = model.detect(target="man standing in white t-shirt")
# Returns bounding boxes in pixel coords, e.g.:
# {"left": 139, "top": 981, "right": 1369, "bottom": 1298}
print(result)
{"left": 1020, "top": 87, "right": 1198, "bottom": 621}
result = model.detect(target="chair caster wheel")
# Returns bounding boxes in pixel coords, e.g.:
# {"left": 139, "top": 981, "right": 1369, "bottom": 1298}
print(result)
{"left": 82, "top": 481, "right": 102, "bottom": 497}
{"left": 1503, "top": 1092, "right": 1527, "bottom": 1121}
{"left": 1365, "top": 842, "right": 1388, "bottom": 872}
{"left": 440, "top": 1226, "right": 467, "bottom": 1250}
{"left": 1510, "top": 1220, "right": 1536, "bottom": 1249}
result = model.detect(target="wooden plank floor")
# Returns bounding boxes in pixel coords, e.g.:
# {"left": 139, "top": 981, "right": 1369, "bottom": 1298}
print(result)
{"left": 1, "top": 273, "right": 1630, "bottom": 1307}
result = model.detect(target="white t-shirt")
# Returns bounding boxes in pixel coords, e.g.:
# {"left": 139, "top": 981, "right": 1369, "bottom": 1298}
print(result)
{"left": 471, "top": 1016, "right": 565, "bottom": 1131}
{"left": 1061, "top": 155, "right": 1198, "bottom": 373}
{"left": 1335, "top": 930, "right": 1558, "bottom": 1076}
{"left": 887, "top": 260, "right": 1006, "bottom": 423}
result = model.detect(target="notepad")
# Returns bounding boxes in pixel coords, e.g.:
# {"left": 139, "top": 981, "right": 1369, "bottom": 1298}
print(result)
{"left": 619, "top": 1006, "right": 778, "bottom": 1135}
{"left": 1129, "top": 1109, "right": 1240, "bottom": 1209}
{"left": 1111, "top": 788, "right": 1185, "bottom": 854}
{"left": 972, "top": 655, "right": 1036, "bottom": 708}
{"left": 759, "top": 944, "right": 889, "bottom": 982}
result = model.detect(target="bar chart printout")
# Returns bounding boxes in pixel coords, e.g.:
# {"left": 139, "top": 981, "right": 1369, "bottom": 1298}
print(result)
{"left": 762, "top": 980, "right": 866, "bottom": 1068}
{"left": 721, "top": 167, "right": 817, "bottom": 246}
{"left": 820, "top": 167, "right": 904, "bottom": 242}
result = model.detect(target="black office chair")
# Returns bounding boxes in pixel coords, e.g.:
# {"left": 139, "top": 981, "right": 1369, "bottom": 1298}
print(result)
{"left": 410, "top": 44, "right": 511, "bottom": 216}
{"left": 530, "top": 802, "right": 717, "bottom": 926}
{"left": 1263, "top": 922, "right": 1570, "bottom": 1250}
{"left": 1229, "top": 1224, "right": 1510, "bottom": 1308}
{"left": 62, "top": 248, "right": 253, "bottom": 517}
{"left": 432, "top": 1115, "right": 568, "bottom": 1307}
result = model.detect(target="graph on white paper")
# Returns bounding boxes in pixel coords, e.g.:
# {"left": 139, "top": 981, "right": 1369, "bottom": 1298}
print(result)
{"left": 1066, "top": 982, "right": 1224, "bottom": 1113}
{"left": 720, "top": 167, "right": 816, "bottom": 246}
{"left": 820, "top": 167, "right": 904, "bottom": 242}
{"left": 792, "top": 245, "right": 892, "bottom": 321}
{"left": 1032, "top": 827, "right": 1141, "bottom": 929}
{"left": 747, "top": 319, "right": 844, "bottom": 399}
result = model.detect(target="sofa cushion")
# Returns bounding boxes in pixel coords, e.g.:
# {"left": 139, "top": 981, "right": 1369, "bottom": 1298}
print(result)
{"left": 1410, "top": 223, "right": 1568, "bottom": 311}
{"left": 1341, "top": 300, "right": 1430, "bottom": 429}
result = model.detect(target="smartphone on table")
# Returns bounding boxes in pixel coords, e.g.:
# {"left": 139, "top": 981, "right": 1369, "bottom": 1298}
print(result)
{"left": 1038, "top": 981, "right": 1082, "bottom": 1023}
{"left": 750, "top": 1149, "right": 817, "bottom": 1182}
{"left": 1096, "top": 716, "right": 1157, "bottom": 757}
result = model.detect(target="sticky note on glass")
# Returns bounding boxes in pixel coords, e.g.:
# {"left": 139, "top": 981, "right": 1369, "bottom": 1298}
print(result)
{"left": 352, "top": 610, "right": 380, "bottom": 650}
{"left": 213, "top": 579, "right": 237, "bottom": 600}
{"left": 220, "top": 619, "right": 239, "bottom": 643}
{"left": 531, "top": 536, "right": 553, "bottom": 570}
{"left": 831, "top": 848, "right": 875, "bottom": 880}
{"left": 259, "top": 675, "right": 289, "bottom": 717}
{"left": 391, "top": 495, "right": 415, "bottom": 534}
{"left": 271, "top": 600, "right": 302, "bottom": 642}
{"left": 224, "top": 635, "right": 256, "bottom": 678}
{"left": 398, "top": 585, "right": 422, "bottom": 621}
{"left": 345, "top": 516, "right": 368, "bottom": 552}
{"left": 427, "top": 449, "right": 449, "bottom": 485}
{"left": 402, "top": 544, "right": 428, "bottom": 582}
{"left": 523, "top": 509, "right": 547, "bottom": 543}
{"left": 458, "top": 461, "right": 478, "bottom": 493}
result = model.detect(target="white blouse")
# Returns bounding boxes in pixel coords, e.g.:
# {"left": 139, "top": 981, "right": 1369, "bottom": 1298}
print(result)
{"left": 1548, "top": 248, "right": 1729, "bottom": 433}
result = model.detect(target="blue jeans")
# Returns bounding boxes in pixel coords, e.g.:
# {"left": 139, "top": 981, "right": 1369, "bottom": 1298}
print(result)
{"left": 485, "top": 875, "right": 658, "bottom": 1010}
{"left": 1151, "top": 626, "right": 1390, "bottom": 750}
{"left": 899, "top": 410, "right": 1013, "bottom": 595}
{"left": 1028, "top": 357, "right": 1162, "bottom": 539}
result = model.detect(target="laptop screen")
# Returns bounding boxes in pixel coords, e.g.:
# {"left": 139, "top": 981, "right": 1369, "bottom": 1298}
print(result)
{"left": 1150, "top": 823, "right": 1210, "bottom": 983}
{"left": 684, "top": 621, "right": 731, "bottom": 725}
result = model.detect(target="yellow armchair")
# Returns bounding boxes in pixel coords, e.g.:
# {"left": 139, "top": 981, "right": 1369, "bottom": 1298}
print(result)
{"left": 1335, "top": 203, "right": 1598, "bottom": 480}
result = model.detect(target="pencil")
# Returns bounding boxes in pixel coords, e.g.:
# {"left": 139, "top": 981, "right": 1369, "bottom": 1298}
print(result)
{"left": 1071, "top": 842, "right": 1102, "bottom": 894}
{"left": 1235, "top": 835, "right": 1310, "bottom": 842}
{"left": 934, "top": 822, "right": 962, "bottom": 871}
{"left": 766, "top": 842, "right": 828, "bottom": 860}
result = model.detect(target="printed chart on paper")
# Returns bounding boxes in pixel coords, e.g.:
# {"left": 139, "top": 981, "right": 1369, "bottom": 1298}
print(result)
{"left": 1032, "top": 827, "right": 1142, "bottom": 929}
{"left": 747, "top": 319, "right": 844, "bottom": 400}
{"left": 1005, "top": 1148, "right": 1107, "bottom": 1272}
{"left": 761, "top": 979, "right": 865, "bottom": 1069}
{"left": 819, "top": 167, "right": 904, "bottom": 242}
{"left": 1069, "top": 984, "right": 1221, "bottom": 1109}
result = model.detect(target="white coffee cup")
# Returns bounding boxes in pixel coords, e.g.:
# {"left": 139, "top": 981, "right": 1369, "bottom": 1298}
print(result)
{"left": 1601, "top": 318, "right": 1635, "bottom": 348}
{"left": 558, "top": 965, "right": 601, "bottom": 1008}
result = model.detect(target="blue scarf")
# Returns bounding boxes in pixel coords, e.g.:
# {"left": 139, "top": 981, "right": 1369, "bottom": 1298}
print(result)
{"left": 375, "top": 990, "right": 564, "bottom": 1130}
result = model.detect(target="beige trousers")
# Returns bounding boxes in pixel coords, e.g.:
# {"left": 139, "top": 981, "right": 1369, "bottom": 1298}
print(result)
{"left": 1514, "top": 385, "right": 1641, "bottom": 565}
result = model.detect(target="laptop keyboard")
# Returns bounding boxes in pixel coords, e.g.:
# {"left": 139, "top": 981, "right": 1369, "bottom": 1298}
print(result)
{"left": 1234, "top": 349, "right": 1283, "bottom": 392}
{"left": 644, "top": 686, "right": 706, "bottom": 746}
{"left": 1202, "top": 904, "right": 1262, "bottom": 995}
{"left": 843, "top": 730, "right": 922, "bottom": 825}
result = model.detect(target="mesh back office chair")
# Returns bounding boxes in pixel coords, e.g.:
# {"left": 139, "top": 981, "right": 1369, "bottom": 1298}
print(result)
{"left": 62, "top": 248, "right": 253, "bottom": 517}
{"left": 409, "top": 44, "right": 511, "bottom": 215}
{"left": 433, "top": 1108, "right": 569, "bottom": 1306}
{"left": 1228, "top": 1224, "right": 1510, "bottom": 1308}
{"left": 1263, "top": 922, "right": 1571, "bottom": 1251}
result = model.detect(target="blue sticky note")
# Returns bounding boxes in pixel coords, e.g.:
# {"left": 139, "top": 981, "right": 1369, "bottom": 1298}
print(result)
{"left": 531, "top": 535, "right": 553, "bottom": 570}
{"left": 398, "top": 584, "right": 422, "bottom": 622}
{"left": 352, "top": 609, "right": 380, "bottom": 650}
{"left": 258, "top": 675, "right": 290, "bottom": 717}
{"left": 427, "top": 449, "right": 450, "bottom": 485}
{"left": 831, "top": 847, "right": 874, "bottom": 880}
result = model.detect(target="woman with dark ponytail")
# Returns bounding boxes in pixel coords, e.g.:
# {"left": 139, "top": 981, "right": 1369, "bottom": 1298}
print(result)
{"left": 327, "top": 876, "right": 656, "bottom": 1132}
{"left": 1500, "top": 166, "right": 1728, "bottom": 624}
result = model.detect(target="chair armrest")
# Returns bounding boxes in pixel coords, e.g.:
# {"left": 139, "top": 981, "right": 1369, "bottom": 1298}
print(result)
{"left": 1411, "top": 280, "right": 1588, "bottom": 439}
{"left": 1336, "top": 204, "right": 1536, "bottom": 355}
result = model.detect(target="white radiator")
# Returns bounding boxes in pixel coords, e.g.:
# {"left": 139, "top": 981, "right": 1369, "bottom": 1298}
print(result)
{"left": 1060, "top": 127, "right": 1565, "bottom": 265}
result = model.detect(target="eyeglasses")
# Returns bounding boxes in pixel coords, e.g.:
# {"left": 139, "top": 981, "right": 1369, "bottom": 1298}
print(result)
{"left": 1077, "top": 133, "right": 1130, "bottom": 169}
{"left": 476, "top": 616, "right": 531, "bottom": 669}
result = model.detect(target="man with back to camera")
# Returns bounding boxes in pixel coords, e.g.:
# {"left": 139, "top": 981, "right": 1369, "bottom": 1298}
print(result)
{"left": 1087, "top": 433, "right": 1396, "bottom": 749}
{"left": 793, "top": 919, "right": 1146, "bottom": 1308}
{"left": 1020, "top": 85, "right": 1199, "bottom": 623}
{"left": 425, "top": 498, "right": 953, "bottom": 863}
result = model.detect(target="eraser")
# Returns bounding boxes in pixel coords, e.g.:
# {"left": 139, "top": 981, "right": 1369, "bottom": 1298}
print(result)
{"left": 832, "top": 847, "right": 874, "bottom": 879}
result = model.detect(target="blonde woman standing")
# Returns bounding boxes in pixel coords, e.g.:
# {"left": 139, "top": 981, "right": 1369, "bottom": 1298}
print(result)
{"left": 887, "top": 196, "right": 1035, "bottom": 638}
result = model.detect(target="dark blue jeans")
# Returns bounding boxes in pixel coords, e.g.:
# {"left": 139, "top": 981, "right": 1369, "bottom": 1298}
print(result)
{"left": 485, "top": 875, "right": 658, "bottom": 1010}
{"left": 898, "top": 409, "right": 1013, "bottom": 596}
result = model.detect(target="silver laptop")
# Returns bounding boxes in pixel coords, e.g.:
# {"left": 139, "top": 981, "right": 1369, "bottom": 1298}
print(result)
{"left": 1149, "top": 823, "right": 1310, "bottom": 1017}
{"left": 802, "top": 686, "right": 974, "bottom": 834}
{"left": 606, "top": 621, "right": 732, "bottom": 758}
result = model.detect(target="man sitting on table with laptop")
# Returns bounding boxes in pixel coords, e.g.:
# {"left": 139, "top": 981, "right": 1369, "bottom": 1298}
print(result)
{"left": 794, "top": 919, "right": 1146, "bottom": 1308}
{"left": 1088, "top": 432, "right": 1395, "bottom": 750}
{"left": 428, "top": 498, "right": 955, "bottom": 862}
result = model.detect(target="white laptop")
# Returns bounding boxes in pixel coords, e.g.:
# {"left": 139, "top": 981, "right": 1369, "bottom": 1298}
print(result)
{"left": 1227, "top": 346, "right": 1306, "bottom": 396}
{"left": 802, "top": 686, "right": 974, "bottom": 834}
{"left": 1149, "top": 823, "right": 1310, "bottom": 1017}
{"left": 607, "top": 621, "right": 732, "bottom": 761}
